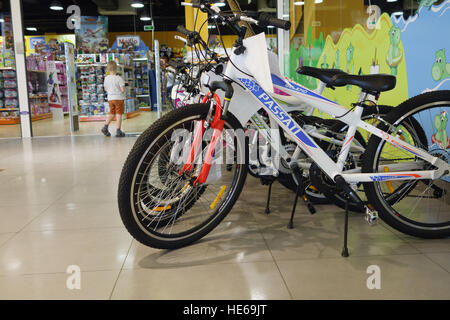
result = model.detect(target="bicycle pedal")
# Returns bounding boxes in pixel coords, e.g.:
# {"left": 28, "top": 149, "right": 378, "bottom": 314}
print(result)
{"left": 302, "top": 195, "right": 316, "bottom": 215}
{"left": 365, "top": 207, "right": 378, "bottom": 226}
{"left": 307, "top": 203, "right": 316, "bottom": 215}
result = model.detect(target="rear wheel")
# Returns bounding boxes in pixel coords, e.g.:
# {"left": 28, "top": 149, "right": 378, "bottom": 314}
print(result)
{"left": 118, "top": 103, "right": 248, "bottom": 249}
{"left": 363, "top": 91, "right": 450, "bottom": 238}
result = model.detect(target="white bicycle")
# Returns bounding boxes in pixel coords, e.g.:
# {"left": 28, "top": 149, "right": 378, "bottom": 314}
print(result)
{"left": 118, "top": 1, "right": 450, "bottom": 251}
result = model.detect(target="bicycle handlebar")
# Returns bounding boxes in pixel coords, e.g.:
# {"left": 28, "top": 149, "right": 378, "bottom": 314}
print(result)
{"left": 257, "top": 12, "right": 291, "bottom": 31}
{"left": 177, "top": 25, "right": 193, "bottom": 37}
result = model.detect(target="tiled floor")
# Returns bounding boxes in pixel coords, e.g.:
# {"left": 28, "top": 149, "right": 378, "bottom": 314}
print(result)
{"left": 0, "top": 136, "right": 449, "bottom": 300}
{"left": 0, "top": 110, "right": 162, "bottom": 138}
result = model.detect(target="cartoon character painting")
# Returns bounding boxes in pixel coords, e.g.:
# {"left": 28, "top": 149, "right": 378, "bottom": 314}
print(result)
{"left": 345, "top": 43, "right": 354, "bottom": 90}
{"left": 332, "top": 49, "right": 341, "bottom": 70}
{"left": 320, "top": 54, "right": 329, "bottom": 68}
{"left": 386, "top": 26, "right": 403, "bottom": 76}
{"left": 432, "top": 111, "right": 450, "bottom": 149}
{"left": 417, "top": 0, "right": 439, "bottom": 13}
{"left": 432, "top": 49, "right": 450, "bottom": 81}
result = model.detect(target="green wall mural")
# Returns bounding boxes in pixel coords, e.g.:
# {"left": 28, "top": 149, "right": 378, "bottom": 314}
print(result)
{"left": 288, "top": 26, "right": 324, "bottom": 90}
{"left": 315, "top": 13, "right": 409, "bottom": 109}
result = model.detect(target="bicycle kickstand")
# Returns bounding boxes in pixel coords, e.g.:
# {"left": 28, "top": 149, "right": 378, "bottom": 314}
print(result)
{"left": 341, "top": 198, "right": 350, "bottom": 257}
{"left": 288, "top": 166, "right": 309, "bottom": 229}
{"left": 265, "top": 181, "right": 273, "bottom": 215}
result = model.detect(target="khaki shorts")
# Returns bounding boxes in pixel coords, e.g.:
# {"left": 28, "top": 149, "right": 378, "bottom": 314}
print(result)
{"left": 109, "top": 100, "right": 124, "bottom": 115}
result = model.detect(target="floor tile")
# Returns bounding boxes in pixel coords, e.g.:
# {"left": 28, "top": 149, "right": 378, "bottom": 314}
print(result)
{"left": 0, "top": 228, "right": 132, "bottom": 275}
{"left": 0, "top": 270, "right": 119, "bottom": 300}
{"left": 54, "top": 183, "right": 118, "bottom": 204}
{"left": 406, "top": 239, "right": 450, "bottom": 254}
{"left": 23, "top": 202, "right": 123, "bottom": 231}
{"left": 0, "top": 205, "right": 48, "bottom": 233}
{"left": 277, "top": 254, "right": 450, "bottom": 299}
{"left": 0, "top": 183, "right": 73, "bottom": 206}
{"left": 0, "top": 233, "right": 14, "bottom": 247}
{"left": 258, "top": 214, "right": 415, "bottom": 260}
{"left": 123, "top": 221, "right": 274, "bottom": 269}
{"left": 112, "top": 261, "right": 291, "bottom": 300}
{"left": 425, "top": 252, "right": 450, "bottom": 272}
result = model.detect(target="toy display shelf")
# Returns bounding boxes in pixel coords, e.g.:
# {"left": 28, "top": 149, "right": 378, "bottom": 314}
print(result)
{"left": 0, "top": 67, "right": 20, "bottom": 125}
{"left": 76, "top": 62, "right": 138, "bottom": 122}
{"left": 134, "top": 56, "right": 151, "bottom": 110}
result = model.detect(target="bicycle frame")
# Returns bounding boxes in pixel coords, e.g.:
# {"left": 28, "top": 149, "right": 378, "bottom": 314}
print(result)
{"left": 218, "top": 34, "right": 449, "bottom": 184}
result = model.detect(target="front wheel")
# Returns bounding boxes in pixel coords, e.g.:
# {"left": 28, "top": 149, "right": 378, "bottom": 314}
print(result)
{"left": 118, "top": 103, "right": 248, "bottom": 249}
{"left": 363, "top": 91, "right": 450, "bottom": 238}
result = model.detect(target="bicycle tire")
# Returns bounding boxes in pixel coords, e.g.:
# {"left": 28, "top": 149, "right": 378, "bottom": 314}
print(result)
{"left": 118, "top": 103, "right": 248, "bottom": 249}
{"left": 363, "top": 91, "right": 450, "bottom": 238}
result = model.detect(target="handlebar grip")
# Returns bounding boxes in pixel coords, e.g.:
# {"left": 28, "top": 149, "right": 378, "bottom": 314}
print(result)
{"left": 177, "top": 25, "right": 193, "bottom": 37}
{"left": 258, "top": 12, "right": 291, "bottom": 31}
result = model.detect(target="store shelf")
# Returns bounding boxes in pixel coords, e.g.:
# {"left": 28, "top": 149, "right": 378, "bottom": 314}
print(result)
{"left": 27, "top": 70, "right": 46, "bottom": 73}
{"left": 0, "top": 117, "right": 20, "bottom": 125}
{"left": 0, "top": 108, "right": 19, "bottom": 111}
{"left": 31, "top": 113, "right": 52, "bottom": 121}
{"left": 79, "top": 111, "right": 140, "bottom": 122}
{"left": 136, "top": 95, "right": 149, "bottom": 98}
{"left": 79, "top": 115, "right": 108, "bottom": 122}
{"left": 126, "top": 111, "right": 140, "bottom": 119}
{"left": 29, "top": 95, "right": 48, "bottom": 99}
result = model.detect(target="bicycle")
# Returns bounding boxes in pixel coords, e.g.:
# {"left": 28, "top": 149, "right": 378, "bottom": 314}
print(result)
{"left": 118, "top": 1, "right": 449, "bottom": 253}
{"left": 172, "top": 34, "right": 394, "bottom": 211}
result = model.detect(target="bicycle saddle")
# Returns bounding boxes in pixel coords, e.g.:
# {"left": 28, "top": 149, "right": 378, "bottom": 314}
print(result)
{"left": 296, "top": 66, "right": 347, "bottom": 86}
{"left": 331, "top": 73, "right": 396, "bottom": 94}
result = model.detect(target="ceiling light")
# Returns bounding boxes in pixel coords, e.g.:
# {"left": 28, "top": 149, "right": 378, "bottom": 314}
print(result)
{"left": 392, "top": 11, "right": 403, "bottom": 16}
{"left": 267, "top": 26, "right": 275, "bottom": 28}
{"left": 315, "top": 0, "right": 323, "bottom": 3}
{"left": 387, "top": 0, "right": 398, "bottom": 2}
{"left": 131, "top": 1, "right": 144, "bottom": 8}
{"left": 26, "top": 27, "right": 38, "bottom": 32}
{"left": 49, "top": 0, "right": 64, "bottom": 11}
{"left": 294, "top": 1, "right": 304, "bottom": 5}
{"left": 208, "top": 25, "right": 216, "bottom": 29}
{"left": 140, "top": 14, "right": 151, "bottom": 21}
{"left": 214, "top": 2, "right": 226, "bottom": 7}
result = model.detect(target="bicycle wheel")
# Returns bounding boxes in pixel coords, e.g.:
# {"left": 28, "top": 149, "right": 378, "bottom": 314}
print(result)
{"left": 363, "top": 91, "right": 450, "bottom": 238}
{"left": 118, "top": 103, "right": 248, "bottom": 249}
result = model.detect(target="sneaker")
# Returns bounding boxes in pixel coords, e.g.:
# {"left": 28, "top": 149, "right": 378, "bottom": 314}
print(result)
{"left": 101, "top": 125, "right": 111, "bottom": 137}
{"left": 116, "top": 129, "right": 126, "bottom": 137}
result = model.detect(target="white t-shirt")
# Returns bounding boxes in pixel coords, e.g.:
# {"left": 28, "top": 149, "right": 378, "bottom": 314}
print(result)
{"left": 104, "top": 75, "right": 125, "bottom": 101}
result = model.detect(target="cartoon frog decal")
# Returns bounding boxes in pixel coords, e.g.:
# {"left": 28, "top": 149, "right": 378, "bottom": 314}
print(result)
{"left": 386, "top": 26, "right": 403, "bottom": 76}
{"left": 432, "top": 111, "right": 450, "bottom": 149}
{"left": 335, "top": 49, "right": 341, "bottom": 70}
{"left": 432, "top": 49, "right": 450, "bottom": 81}
{"left": 321, "top": 54, "right": 329, "bottom": 69}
